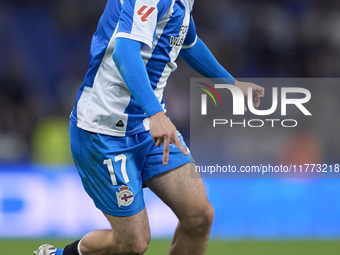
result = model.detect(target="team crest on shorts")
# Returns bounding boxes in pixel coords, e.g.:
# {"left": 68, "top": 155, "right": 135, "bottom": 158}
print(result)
{"left": 116, "top": 185, "right": 135, "bottom": 207}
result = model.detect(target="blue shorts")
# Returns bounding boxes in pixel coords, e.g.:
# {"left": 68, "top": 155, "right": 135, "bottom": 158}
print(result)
{"left": 69, "top": 120, "right": 193, "bottom": 217}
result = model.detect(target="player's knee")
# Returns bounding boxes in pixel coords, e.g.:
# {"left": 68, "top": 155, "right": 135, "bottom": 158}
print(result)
{"left": 112, "top": 236, "right": 150, "bottom": 255}
{"left": 181, "top": 202, "right": 214, "bottom": 234}
{"left": 118, "top": 243, "right": 148, "bottom": 255}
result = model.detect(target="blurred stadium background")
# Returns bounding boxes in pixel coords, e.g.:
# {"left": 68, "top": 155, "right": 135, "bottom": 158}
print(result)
{"left": 1, "top": 0, "right": 340, "bottom": 254}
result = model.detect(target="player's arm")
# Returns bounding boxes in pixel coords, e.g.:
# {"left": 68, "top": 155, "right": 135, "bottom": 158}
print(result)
{"left": 112, "top": 38, "right": 163, "bottom": 117}
{"left": 112, "top": 0, "right": 188, "bottom": 164}
{"left": 180, "top": 17, "right": 264, "bottom": 108}
{"left": 180, "top": 37, "right": 236, "bottom": 84}
{"left": 112, "top": 38, "right": 188, "bottom": 164}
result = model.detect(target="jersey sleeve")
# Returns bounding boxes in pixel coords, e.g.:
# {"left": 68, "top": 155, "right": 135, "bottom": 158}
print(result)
{"left": 116, "top": 0, "right": 168, "bottom": 50}
{"left": 180, "top": 37, "right": 236, "bottom": 84}
{"left": 182, "top": 14, "right": 197, "bottom": 49}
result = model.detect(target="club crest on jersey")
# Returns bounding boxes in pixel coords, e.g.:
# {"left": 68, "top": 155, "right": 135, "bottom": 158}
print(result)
{"left": 116, "top": 185, "right": 135, "bottom": 207}
{"left": 170, "top": 25, "right": 189, "bottom": 47}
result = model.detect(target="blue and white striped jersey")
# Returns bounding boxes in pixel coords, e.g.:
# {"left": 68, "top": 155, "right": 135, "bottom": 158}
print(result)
{"left": 70, "top": 0, "right": 197, "bottom": 137}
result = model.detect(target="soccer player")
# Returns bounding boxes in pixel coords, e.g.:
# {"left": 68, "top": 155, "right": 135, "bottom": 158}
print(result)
{"left": 34, "top": 0, "right": 264, "bottom": 254}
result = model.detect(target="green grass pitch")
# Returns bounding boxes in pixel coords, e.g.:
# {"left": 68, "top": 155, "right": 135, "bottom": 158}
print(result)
{"left": 1, "top": 239, "right": 340, "bottom": 254}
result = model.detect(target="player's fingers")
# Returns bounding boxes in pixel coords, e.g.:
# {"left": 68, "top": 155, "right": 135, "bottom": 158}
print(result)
{"left": 254, "top": 97, "right": 260, "bottom": 109}
{"left": 253, "top": 87, "right": 264, "bottom": 109}
{"left": 155, "top": 137, "right": 163, "bottom": 147}
{"left": 163, "top": 135, "right": 170, "bottom": 165}
{"left": 172, "top": 136, "right": 189, "bottom": 156}
{"left": 255, "top": 87, "right": 265, "bottom": 97}
{"left": 253, "top": 91, "right": 260, "bottom": 108}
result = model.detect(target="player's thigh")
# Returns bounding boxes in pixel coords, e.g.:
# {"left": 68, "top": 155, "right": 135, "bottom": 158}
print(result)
{"left": 104, "top": 207, "right": 151, "bottom": 245}
{"left": 145, "top": 163, "right": 213, "bottom": 222}
{"left": 69, "top": 121, "right": 152, "bottom": 217}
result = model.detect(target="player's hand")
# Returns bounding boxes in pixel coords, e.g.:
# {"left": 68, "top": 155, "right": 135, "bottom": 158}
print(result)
{"left": 234, "top": 80, "right": 265, "bottom": 111}
{"left": 149, "top": 111, "right": 188, "bottom": 165}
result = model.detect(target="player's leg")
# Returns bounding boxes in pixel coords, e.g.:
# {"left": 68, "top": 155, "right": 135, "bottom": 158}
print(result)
{"left": 78, "top": 208, "right": 150, "bottom": 255}
{"left": 43, "top": 121, "right": 153, "bottom": 255}
{"left": 145, "top": 163, "right": 214, "bottom": 255}
{"left": 34, "top": 208, "right": 150, "bottom": 255}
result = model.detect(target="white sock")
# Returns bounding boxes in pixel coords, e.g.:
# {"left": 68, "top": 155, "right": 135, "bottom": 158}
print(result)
{"left": 77, "top": 239, "right": 83, "bottom": 255}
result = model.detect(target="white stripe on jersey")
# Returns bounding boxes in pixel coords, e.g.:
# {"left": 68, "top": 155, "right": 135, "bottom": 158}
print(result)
{"left": 74, "top": 0, "right": 194, "bottom": 137}
{"left": 131, "top": 0, "right": 160, "bottom": 49}
{"left": 182, "top": 35, "right": 197, "bottom": 49}
{"left": 77, "top": 26, "right": 131, "bottom": 135}
{"left": 141, "top": 0, "right": 175, "bottom": 130}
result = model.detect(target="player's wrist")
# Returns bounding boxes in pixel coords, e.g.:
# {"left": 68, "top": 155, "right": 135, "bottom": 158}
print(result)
{"left": 149, "top": 110, "right": 166, "bottom": 119}
{"left": 143, "top": 100, "right": 164, "bottom": 117}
